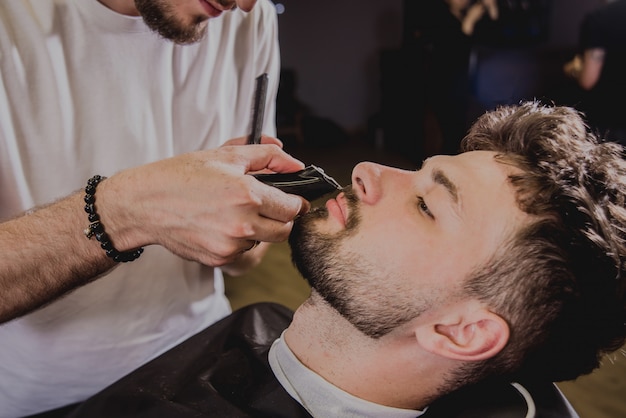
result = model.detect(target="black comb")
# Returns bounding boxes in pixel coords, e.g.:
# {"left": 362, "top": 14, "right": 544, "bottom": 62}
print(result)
{"left": 247, "top": 73, "right": 268, "bottom": 145}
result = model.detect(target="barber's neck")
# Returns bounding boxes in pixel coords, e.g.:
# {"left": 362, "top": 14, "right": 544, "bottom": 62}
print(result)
{"left": 98, "top": 0, "right": 140, "bottom": 16}
{"left": 284, "top": 291, "right": 447, "bottom": 410}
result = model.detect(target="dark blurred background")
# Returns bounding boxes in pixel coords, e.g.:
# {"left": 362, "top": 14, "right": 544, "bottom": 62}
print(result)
{"left": 272, "top": 0, "right": 605, "bottom": 163}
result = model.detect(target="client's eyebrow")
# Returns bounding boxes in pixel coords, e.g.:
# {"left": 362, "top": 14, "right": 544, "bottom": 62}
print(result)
{"left": 421, "top": 158, "right": 461, "bottom": 213}
{"left": 432, "top": 169, "right": 461, "bottom": 216}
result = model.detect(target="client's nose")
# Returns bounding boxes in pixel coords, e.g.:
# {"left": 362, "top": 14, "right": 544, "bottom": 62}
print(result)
{"left": 351, "top": 162, "right": 383, "bottom": 205}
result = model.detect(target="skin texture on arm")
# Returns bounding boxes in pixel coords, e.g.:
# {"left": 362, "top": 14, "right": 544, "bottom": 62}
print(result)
{"left": 0, "top": 137, "right": 307, "bottom": 324}
{"left": 0, "top": 193, "right": 117, "bottom": 324}
{"left": 103, "top": 138, "right": 307, "bottom": 265}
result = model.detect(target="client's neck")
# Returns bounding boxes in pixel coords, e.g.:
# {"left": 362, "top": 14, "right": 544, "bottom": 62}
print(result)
{"left": 283, "top": 292, "right": 443, "bottom": 410}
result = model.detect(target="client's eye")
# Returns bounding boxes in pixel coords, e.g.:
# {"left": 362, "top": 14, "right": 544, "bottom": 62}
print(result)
{"left": 418, "top": 197, "right": 434, "bottom": 219}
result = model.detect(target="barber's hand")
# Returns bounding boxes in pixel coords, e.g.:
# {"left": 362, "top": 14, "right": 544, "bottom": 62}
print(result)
{"left": 97, "top": 139, "right": 308, "bottom": 266}
{"left": 220, "top": 134, "right": 283, "bottom": 148}
{"left": 221, "top": 241, "right": 271, "bottom": 277}
{"left": 219, "top": 134, "right": 291, "bottom": 174}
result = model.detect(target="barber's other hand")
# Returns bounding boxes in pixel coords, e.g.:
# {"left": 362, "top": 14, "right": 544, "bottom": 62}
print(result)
{"left": 96, "top": 141, "right": 308, "bottom": 266}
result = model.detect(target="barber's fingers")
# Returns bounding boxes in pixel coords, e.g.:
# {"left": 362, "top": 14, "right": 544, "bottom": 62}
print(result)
{"left": 219, "top": 143, "right": 306, "bottom": 177}
{"left": 248, "top": 216, "right": 296, "bottom": 243}
{"left": 255, "top": 181, "right": 310, "bottom": 220}
{"left": 216, "top": 142, "right": 305, "bottom": 176}
{"left": 221, "top": 134, "right": 283, "bottom": 148}
{"left": 244, "top": 144, "right": 305, "bottom": 174}
{"left": 230, "top": 177, "right": 309, "bottom": 242}
{"left": 246, "top": 198, "right": 307, "bottom": 242}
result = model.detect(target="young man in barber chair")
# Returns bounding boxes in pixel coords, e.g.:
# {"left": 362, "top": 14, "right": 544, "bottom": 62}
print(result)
{"left": 67, "top": 101, "right": 626, "bottom": 417}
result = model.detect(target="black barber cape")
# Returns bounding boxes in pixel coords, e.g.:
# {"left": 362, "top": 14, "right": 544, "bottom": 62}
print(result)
{"left": 68, "top": 303, "right": 577, "bottom": 418}
{"left": 69, "top": 303, "right": 310, "bottom": 418}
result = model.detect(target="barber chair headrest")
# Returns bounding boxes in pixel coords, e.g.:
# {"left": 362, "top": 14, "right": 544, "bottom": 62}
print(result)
{"left": 423, "top": 376, "right": 579, "bottom": 417}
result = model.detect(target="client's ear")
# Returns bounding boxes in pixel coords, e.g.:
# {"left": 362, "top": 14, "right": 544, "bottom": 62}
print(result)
{"left": 416, "top": 302, "right": 509, "bottom": 361}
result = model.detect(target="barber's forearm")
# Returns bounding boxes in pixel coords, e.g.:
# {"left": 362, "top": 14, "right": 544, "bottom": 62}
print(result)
{"left": 0, "top": 192, "right": 116, "bottom": 323}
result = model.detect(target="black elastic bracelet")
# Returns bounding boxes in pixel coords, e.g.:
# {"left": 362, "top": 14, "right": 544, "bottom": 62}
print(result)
{"left": 83, "top": 175, "right": 144, "bottom": 263}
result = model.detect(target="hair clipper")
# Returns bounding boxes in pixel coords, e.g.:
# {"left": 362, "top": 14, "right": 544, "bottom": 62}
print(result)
{"left": 253, "top": 165, "right": 343, "bottom": 201}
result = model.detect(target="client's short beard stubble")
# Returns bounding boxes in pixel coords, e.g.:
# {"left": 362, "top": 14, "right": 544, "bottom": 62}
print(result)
{"left": 289, "top": 189, "right": 429, "bottom": 339}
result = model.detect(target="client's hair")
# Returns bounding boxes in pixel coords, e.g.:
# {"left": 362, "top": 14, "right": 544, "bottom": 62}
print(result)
{"left": 453, "top": 101, "right": 626, "bottom": 387}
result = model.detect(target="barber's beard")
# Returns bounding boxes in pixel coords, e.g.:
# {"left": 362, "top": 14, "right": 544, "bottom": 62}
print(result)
{"left": 135, "top": 0, "right": 208, "bottom": 44}
{"left": 289, "top": 189, "right": 428, "bottom": 339}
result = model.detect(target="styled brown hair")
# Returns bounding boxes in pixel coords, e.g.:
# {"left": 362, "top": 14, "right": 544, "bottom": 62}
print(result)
{"left": 457, "top": 101, "right": 626, "bottom": 384}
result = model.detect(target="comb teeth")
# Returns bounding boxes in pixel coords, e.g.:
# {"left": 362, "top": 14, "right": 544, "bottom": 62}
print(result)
{"left": 247, "top": 73, "right": 268, "bottom": 144}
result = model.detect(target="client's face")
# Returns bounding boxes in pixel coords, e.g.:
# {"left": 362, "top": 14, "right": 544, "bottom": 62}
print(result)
{"left": 289, "top": 151, "right": 529, "bottom": 338}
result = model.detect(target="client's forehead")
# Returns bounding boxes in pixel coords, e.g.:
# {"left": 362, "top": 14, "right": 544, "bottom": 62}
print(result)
{"left": 423, "top": 151, "right": 530, "bottom": 259}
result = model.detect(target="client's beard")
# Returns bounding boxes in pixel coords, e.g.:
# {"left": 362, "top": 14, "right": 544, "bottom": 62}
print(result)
{"left": 288, "top": 188, "right": 361, "bottom": 297}
{"left": 289, "top": 189, "right": 426, "bottom": 338}
{"left": 135, "top": 0, "right": 208, "bottom": 44}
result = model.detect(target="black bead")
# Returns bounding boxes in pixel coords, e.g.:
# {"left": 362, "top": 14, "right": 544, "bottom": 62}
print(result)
{"left": 91, "top": 222, "right": 103, "bottom": 234}
{"left": 87, "top": 175, "right": 101, "bottom": 186}
{"left": 84, "top": 175, "right": 143, "bottom": 263}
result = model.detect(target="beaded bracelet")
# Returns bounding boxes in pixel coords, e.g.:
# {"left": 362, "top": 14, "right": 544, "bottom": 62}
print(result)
{"left": 83, "top": 175, "right": 144, "bottom": 263}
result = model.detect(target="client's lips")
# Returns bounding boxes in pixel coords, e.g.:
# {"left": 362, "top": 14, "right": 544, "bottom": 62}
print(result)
{"left": 325, "top": 192, "right": 347, "bottom": 227}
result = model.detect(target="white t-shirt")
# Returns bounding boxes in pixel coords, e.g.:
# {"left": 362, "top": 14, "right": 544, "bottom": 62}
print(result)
{"left": 0, "top": 0, "right": 280, "bottom": 416}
